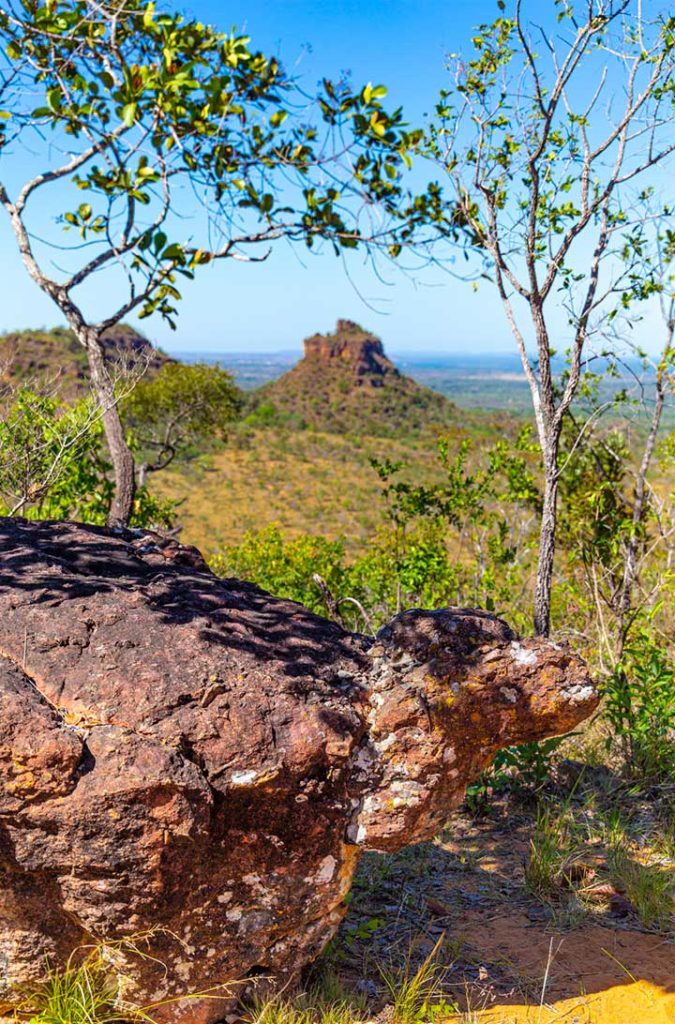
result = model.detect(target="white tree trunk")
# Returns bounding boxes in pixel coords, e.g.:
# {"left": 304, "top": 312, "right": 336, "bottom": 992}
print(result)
{"left": 83, "top": 330, "right": 136, "bottom": 527}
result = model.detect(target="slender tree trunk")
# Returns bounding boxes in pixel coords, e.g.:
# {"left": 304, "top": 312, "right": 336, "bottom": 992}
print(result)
{"left": 83, "top": 330, "right": 136, "bottom": 527}
{"left": 534, "top": 460, "right": 559, "bottom": 637}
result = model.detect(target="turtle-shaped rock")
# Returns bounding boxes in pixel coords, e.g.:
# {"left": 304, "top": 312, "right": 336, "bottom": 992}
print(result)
{"left": 0, "top": 519, "right": 596, "bottom": 1023}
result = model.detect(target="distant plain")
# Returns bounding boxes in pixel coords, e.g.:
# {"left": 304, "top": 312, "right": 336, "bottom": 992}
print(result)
{"left": 173, "top": 349, "right": 673, "bottom": 421}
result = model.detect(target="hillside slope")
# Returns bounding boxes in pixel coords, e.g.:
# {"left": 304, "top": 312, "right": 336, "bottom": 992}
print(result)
{"left": 249, "top": 319, "right": 457, "bottom": 436}
{"left": 0, "top": 324, "right": 170, "bottom": 398}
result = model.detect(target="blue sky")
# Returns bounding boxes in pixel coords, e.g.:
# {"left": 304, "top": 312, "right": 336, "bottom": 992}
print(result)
{"left": 0, "top": 1, "right": 670, "bottom": 356}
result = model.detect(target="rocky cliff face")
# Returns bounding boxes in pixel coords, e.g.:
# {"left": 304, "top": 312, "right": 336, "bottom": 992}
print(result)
{"left": 303, "top": 320, "right": 397, "bottom": 381}
{"left": 249, "top": 320, "right": 455, "bottom": 435}
{"left": 0, "top": 519, "right": 597, "bottom": 1023}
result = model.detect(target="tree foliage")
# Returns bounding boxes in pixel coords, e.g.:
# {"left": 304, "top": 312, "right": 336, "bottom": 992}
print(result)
{"left": 0, "top": 385, "right": 174, "bottom": 525}
{"left": 122, "top": 361, "right": 242, "bottom": 480}
{"left": 423, "top": 0, "right": 675, "bottom": 634}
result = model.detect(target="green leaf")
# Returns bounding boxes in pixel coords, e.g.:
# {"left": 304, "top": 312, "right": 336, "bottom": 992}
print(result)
{"left": 270, "top": 109, "right": 287, "bottom": 127}
{"left": 46, "top": 87, "right": 62, "bottom": 113}
{"left": 121, "top": 103, "right": 137, "bottom": 128}
{"left": 161, "top": 243, "right": 184, "bottom": 261}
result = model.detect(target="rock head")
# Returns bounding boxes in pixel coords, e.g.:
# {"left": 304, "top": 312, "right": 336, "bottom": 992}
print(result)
{"left": 0, "top": 519, "right": 597, "bottom": 1022}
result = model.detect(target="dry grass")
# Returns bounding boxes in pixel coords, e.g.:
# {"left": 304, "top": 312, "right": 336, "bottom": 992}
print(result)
{"left": 11, "top": 934, "right": 235, "bottom": 1024}
{"left": 607, "top": 848, "right": 675, "bottom": 932}
{"left": 154, "top": 427, "right": 449, "bottom": 555}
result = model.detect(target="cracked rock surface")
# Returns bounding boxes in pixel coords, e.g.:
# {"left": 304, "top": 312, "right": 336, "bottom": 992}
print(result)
{"left": 0, "top": 519, "right": 597, "bottom": 1023}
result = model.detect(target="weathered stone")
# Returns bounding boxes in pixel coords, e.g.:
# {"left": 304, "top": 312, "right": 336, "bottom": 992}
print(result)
{"left": 303, "top": 320, "right": 396, "bottom": 379}
{"left": 0, "top": 519, "right": 597, "bottom": 1022}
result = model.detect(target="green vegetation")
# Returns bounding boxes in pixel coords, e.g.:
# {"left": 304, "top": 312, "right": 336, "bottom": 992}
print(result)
{"left": 14, "top": 948, "right": 123, "bottom": 1024}
{"left": 207, "top": 420, "right": 673, "bottom": 803}
{"left": 155, "top": 426, "right": 476, "bottom": 554}
{"left": 0, "top": 0, "right": 429, "bottom": 525}
{"left": 607, "top": 847, "right": 675, "bottom": 933}
{"left": 378, "top": 939, "right": 453, "bottom": 1024}
{"left": 243, "top": 982, "right": 367, "bottom": 1024}
{"left": 209, "top": 431, "right": 542, "bottom": 633}
{"left": 522, "top": 797, "right": 674, "bottom": 933}
{"left": 0, "top": 0, "right": 673, "bottom": 1020}
{"left": 13, "top": 935, "right": 236, "bottom": 1024}
{"left": 0, "top": 386, "right": 173, "bottom": 526}
{"left": 4, "top": 327, "right": 669, "bottom": 800}
{"left": 423, "top": 0, "right": 675, "bottom": 637}
{"left": 122, "top": 361, "right": 242, "bottom": 484}
{"left": 603, "top": 631, "right": 675, "bottom": 782}
{"left": 0, "top": 325, "right": 168, "bottom": 399}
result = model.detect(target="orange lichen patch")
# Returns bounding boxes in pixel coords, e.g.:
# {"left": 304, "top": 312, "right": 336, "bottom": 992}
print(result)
{"left": 336, "top": 844, "right": 361, "bottom": 903}
{"left": 6, "top": 767, "right": 38, "bottom": 795}
{"left": 60, "top": 707, "right": 107, "bottom": 728}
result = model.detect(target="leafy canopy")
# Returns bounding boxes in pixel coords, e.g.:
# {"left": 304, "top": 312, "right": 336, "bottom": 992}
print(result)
{"left": 122, "top": 361, "right": 242, "bottom": 471}
{"left": 0, "top": 0, "right": 424, "bottom": 330}
{"left": 0, "top": 385, "right": 175, "bottom": 525}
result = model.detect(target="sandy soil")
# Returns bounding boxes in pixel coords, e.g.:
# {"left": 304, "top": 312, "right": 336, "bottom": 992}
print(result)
{"left": 459, "top": 911, "right": 673, "bottom": 1022}
{"left": 333, "top": 803, "right": 674, "bottom": 1024}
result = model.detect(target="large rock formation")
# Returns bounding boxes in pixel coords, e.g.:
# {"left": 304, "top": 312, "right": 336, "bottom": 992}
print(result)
{"left": 0, "top": 519, "right": 597, "bottom": 1022}
{"left": 249, "top": 320, "right": 456, "bottom": 435}
{"left": 303, "top": 319, "right": 398, "bottom": 381}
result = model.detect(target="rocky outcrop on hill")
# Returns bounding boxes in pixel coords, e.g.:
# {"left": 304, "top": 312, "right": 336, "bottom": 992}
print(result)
{"left": 0, "top": 518, "right": 597, "bottom": 1023}
{"left": 250, "top": 320, "right": 456, "bottom": 435}
{"left": 303, "top": 319, "right": 397, "bottom": 381}
{"left": 0, "top": 324, "right": 170, "bottom": 400}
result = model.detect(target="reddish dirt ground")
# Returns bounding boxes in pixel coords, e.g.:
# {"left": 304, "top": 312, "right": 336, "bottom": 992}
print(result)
{"left": 334, "top": 801, "right": 674, "bottom": 1024}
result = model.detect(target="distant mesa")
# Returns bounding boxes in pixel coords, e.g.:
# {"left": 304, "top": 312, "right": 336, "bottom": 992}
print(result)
{"left": 1, "top": 318, "right": 457, "bottom": 439}
{"left": 249, "top": 319, "right": 456, "bottom": 436}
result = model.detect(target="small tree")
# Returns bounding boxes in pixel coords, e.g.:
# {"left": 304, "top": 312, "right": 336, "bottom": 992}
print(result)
{"left": 426, "top": 0, "right": 674, "bottom": 634}
{"left": 0, "top": 381, "right": 178, "bottom": 525}
{"left": 122, "top": 361, "right": 242, "bottom": 485}
{"left": 614, "top": 219, "right": 674, "bottom": 649}
{"left": 0, "top": 0, "right": 419, "bottom": 525}
{"left": 0, "top": 385, "right": 111, "bottom": 519}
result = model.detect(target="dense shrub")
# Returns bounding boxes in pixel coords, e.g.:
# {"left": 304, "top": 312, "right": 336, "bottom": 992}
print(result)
{"left": 0, "top": 387, "right": 175, "bottom": 528}
{"left": 603, "top": 630, "right": 675, "bottom": 782}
